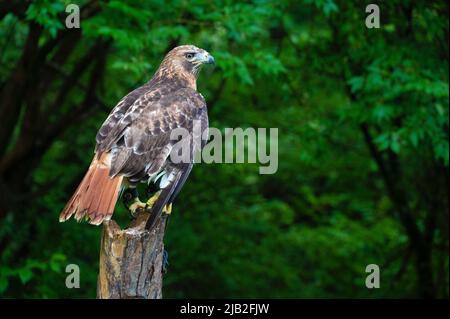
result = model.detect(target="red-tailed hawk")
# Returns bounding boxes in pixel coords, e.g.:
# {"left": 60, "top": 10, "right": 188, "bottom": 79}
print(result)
{"left": 59, "top": 45, "right": 214, "bottom": 229}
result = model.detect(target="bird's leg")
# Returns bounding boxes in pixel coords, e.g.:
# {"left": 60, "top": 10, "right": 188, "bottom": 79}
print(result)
{"left": 122, "top": 187, "right": 146, "bottom": 217}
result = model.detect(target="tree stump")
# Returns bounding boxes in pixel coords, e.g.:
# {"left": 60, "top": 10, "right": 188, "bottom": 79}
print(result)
{"left": 97, "top": 213, "right": 167, "bottom": 299}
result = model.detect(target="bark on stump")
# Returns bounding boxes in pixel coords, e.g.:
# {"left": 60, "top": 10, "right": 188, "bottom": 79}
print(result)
{"left": 97, "top": 213, "right": 167, "bottom": 299}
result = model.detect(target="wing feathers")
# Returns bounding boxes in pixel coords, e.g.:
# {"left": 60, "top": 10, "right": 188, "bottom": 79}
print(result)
{"left": 145, "top": 169, "right": 184, "bottom": 230}
{"left": 103, "top": 88, "right": 206, "bottom": 181}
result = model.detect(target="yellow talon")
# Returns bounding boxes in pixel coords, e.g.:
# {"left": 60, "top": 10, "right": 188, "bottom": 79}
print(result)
{"left": 128, "top": 198, "right": 146, "bottom": 216}
{"left": 163, "top": 203, "right": 172, "bottom": 215}
{"left": 138, "top": 191, "right": 171, "bottom": 215}
{"left": 146, "top": 190, "right": 161, "bottom": 207}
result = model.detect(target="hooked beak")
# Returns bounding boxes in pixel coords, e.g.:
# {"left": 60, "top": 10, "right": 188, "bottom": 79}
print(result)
{"left": 196, "top": 51, "right": 215, "bottom": 65}
{"left": 205, "top": 54, "right": 215, "bottom": 65}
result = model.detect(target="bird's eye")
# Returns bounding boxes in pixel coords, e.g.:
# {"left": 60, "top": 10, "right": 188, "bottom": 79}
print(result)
{"left": 185, "top": 53, "right": 194, "bottom": 59}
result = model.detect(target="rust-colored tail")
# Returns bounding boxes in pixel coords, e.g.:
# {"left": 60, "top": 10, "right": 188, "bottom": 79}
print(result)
{"left": 59, "top": 153, "right": 123, "bottom": 225}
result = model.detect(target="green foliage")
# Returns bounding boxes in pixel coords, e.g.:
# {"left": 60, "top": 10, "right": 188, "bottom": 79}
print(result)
{"left": 0, "top": 0, "right": 447, "bottom": 298}
{"left": 26, "top": 0, "right": 66, "bottom": 37}
{"left": 0, "top": 253, "right": 66, "bottom": 294}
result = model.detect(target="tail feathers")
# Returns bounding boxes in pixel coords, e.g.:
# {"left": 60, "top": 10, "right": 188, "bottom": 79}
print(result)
{"left": 59, "top": 153, "right": 123, "bottom": 226}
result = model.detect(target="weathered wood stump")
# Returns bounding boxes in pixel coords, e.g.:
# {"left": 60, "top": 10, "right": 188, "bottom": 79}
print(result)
{"left": 97, "top": 213, "right": 167, "bottom": 299}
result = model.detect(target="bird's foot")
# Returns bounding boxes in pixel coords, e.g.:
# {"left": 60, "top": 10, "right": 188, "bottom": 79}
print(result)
{"left": 123, "top": 188, "right": 145, "bottom": 217}
{"left": 128, "top": 198, "right": 147, "bottom": 217}
{"left": 162, "top": 203, "right": 172, "bottom": 215}
{"left": 126, "top": 191, "right": 172, "bottom": 218}
{"left": 146, "top": 190, "right": 161, "bottom": 208}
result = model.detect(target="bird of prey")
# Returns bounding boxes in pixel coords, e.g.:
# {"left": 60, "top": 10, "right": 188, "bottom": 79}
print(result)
{"left": 59, "top": 45, "right": 214, "bottom": 229}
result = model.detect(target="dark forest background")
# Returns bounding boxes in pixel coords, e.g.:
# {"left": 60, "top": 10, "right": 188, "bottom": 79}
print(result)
{"left": 0, "top": 0, "right": 448, "bottom": 298}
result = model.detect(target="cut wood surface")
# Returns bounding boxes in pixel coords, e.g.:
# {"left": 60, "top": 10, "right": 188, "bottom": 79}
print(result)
{"left": 97, "top": 213, "right": 167, "bottom": 299}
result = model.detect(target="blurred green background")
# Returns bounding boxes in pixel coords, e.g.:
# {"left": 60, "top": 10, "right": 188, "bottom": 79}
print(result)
{"left": 0, "top": 0, "right": 448, "bottom": 298}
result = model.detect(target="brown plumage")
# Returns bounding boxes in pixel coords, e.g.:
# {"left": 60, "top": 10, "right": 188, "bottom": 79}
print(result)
{"left": 59, "top": 153, "right": 123, "bottom": 225}
{"left": 59, "top": 45, "right": 213, "bottom": 227}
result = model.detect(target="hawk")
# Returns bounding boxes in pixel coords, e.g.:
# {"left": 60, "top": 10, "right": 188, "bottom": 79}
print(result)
{"left": 59, "top": 45, "right": 214, "bottom": 229}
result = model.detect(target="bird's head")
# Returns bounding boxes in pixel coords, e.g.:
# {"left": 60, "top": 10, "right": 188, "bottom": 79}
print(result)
{"left": 155, "top": 45, "right": 215, "bottom": 84}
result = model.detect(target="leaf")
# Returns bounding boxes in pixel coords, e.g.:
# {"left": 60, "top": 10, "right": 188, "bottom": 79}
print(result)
{"left": 347, "top": 76, "right": 364, "bottom": 93}
{"left": 0, "top": 277, "right": 8, "bottom": 293}
{"left": 372, "top": 104, "right": 393, "bottom": 122}
{"left": 50, "top": 253, "right": 67, "bottom": 272}
{"left": 18, "top": 268, "right": 33, "bottom": 284}
{"left": 374, "top": 133, "right": 390, "bottom": 151}
{"left": 409, "top": 131, "right": 419, "bottom": 147}
{"left": 390, "top": 134, "right": 401, "bottom": 154}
